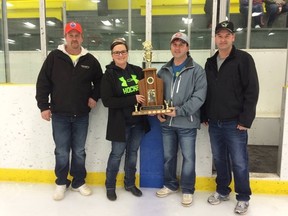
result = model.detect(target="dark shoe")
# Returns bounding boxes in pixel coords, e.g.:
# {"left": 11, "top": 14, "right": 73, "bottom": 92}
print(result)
{"left": 125, "top": 186, "right": 142, "bottom": 197}
{"left": 106, "top": 190, "right": 117, "bottom": 201}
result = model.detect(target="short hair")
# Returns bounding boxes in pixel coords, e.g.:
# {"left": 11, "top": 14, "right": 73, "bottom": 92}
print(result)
{"left": 110, "top": 38, "right": 128, "bottom": 52}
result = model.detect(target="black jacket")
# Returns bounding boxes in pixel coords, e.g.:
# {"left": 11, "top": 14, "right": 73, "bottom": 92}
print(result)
{"left": 36, "top": 47, "right": 103, "bottom": 116}
{"left": 201, "top": 46, "right": 259, "bottom": 128}
{"left": 101, "top": 62, "right": 148, "bottom": 142}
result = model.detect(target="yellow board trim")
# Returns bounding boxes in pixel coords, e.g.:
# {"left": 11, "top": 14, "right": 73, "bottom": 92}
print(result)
{"left": 1, "top": 168, "right": 288, "bottom": 194}
{"left": 0, "top": 168, "right": 138, "bottom": 187}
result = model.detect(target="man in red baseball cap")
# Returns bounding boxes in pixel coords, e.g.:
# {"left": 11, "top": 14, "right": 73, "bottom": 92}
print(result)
{"left": 36, "top": 21, "right": 103, "bottom": 201}
{"left": 64, "top": 21, "right": 83, "bottom": 34}
{"left": 63, "top": 21, "right": 84, "bottom": 55}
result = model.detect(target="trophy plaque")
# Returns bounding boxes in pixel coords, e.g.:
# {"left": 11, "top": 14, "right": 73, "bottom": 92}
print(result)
{"left": 132, "top": 41, "right": 173, "bottom": 116}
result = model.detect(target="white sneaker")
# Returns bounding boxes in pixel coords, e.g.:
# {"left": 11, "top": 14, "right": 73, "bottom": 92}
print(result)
{"left": 53, "top": 185, "right": 67, "bottom": 201}
{"left": 234, "top": 201, "right": 249, "bottom": 215}
{"left": 181, "top": 194, "right": 193, "bottom": 207}
{"left": 156, "top": 186, "right": 177, "bottom": 198}
{"left": 207, "top": 192, "right": 229, "bottom": 205}
{"left": 72, "top": 184, "right": 92, "bottom": 196}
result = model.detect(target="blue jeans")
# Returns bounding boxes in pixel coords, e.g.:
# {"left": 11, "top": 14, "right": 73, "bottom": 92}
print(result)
{"left": 208, "top": 120, "right": 251, "bottom": 201}
{"left": 265, "top": 4, "right": 288, "bottom": 27}
{"left": 162, "top": 125, "right": 197, "bottom": 194}
{"left": 105, "top": 124, "right": 144, "bottom": 190}
{"left": 52, "top": 114, "right": 89, "bottom": 188}
{"left": 240, "top": 4, "right": 263, "bottom": 27}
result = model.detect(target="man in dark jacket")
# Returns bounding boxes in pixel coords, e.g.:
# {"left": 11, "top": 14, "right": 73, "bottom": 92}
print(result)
{"left": 35, "top": 22, "right": 103, "bottom": 201}
{"left": 202, "top": 21, "right": 259, "bottom": 215}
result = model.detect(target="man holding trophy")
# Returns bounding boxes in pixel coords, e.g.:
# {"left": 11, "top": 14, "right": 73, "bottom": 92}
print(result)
{"left": 155, "top": 32, "right": 207, "bottom": 207}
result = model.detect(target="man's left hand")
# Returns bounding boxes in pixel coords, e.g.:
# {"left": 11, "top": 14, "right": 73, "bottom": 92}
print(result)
{"left": 88, "top": 98, "right": 97, "bottom": 108}
{"left": 165, "top": 107, "right": 176, "bottom": 117}
{"left": 237, "top": 124, "right": 248, "bottom": 130}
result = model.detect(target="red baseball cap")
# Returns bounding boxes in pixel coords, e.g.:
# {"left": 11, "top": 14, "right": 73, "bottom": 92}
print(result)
{"left": 65, "top": 22, "right": 82, "bottom": 34}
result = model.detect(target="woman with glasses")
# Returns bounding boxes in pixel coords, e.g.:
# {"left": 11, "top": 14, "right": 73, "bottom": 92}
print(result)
{"left": 100, "top": 38, "right": 149, "bottom": 201}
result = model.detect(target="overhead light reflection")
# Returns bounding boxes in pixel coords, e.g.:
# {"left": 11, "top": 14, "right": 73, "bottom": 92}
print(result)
{"left": 101, "top": 20, "right": 112, "bottom": 26}
{"left": 46, "top": 21, "right": 56, "bottom": 26}
{"left": 6, "top": 2, "right": 13, "bottom": 7}
{"left": 182, "top": 17, "right": 193, "bottom": 25}
{"left": 23, "top": 33, "right": 31, "bottom": 37}
{"left": 24, "top": 22, "right": 36, "bottom": 28}
{"left": 8, "top": 39, "right": 15, "bottom": 44}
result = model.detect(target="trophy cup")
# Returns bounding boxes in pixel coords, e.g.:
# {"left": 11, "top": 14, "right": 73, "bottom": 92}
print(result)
{"left": 132, "top": 41, "right": 173, "bottom": 115}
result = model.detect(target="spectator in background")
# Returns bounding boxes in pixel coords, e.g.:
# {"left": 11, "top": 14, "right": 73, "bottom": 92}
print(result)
{"left": 264, "top": 0, "right": 288, "bottom": 27}
{"left": 239, "top": 0, "right": 264, "bottom": 28}
{"left": 204, "top": 0, "right": 220, "bottom": 28}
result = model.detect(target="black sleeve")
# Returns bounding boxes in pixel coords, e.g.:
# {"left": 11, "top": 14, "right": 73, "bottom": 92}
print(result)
{"left": 91, "top": 57, "right": 103, "bottom": 101}
{"left": 35, "top": 52, "right": 54, "bottom": 112}
{"left": 238, "top": 53, "right": 259, "bottom": 128}
{"left": 200, "top": 62, "right": 209, "bottom": 123}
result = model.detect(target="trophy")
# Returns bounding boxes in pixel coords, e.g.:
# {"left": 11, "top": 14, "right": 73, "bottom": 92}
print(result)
{"left": 132, "top": 41, "right": 173, "bottom": 115}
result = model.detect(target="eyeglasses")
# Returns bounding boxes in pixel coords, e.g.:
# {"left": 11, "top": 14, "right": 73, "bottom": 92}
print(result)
{"left": 112, "top": 50, "right": 128, "bottom": 56}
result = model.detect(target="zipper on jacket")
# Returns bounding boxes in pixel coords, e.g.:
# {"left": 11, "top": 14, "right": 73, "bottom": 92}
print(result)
{"left": 167, "top": 65, "right": 194, "bottom": 126}
{"left": 169, "top": 116, "right": 173, "bottom": 126}
{"left": 169, "top": 78, "right": 176, "bottom": 127}
{"left": 176, "top": 75, "right": 181, "bottom": 93}
{"left": 190, "top": 115, "right": 193, "bottom": 122}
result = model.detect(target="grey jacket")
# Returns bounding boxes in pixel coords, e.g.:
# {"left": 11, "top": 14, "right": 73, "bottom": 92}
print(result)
{"left": 157, "top": 56, "right": 207, "bottom": 129}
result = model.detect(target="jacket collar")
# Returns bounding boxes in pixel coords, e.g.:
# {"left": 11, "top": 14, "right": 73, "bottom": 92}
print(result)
{"left": 164, "top": 55, "right": 194, "bottom": 69}
{"left": 57, "top": 44, "right": 88, "bottom": 57}
{"left": 211, "top": 45, "right": 236, "bottom": 61}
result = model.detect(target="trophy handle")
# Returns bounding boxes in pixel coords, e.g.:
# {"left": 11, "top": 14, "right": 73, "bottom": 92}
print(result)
{"left": 134, "top": 103, "right": 139, "bottom": 112}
